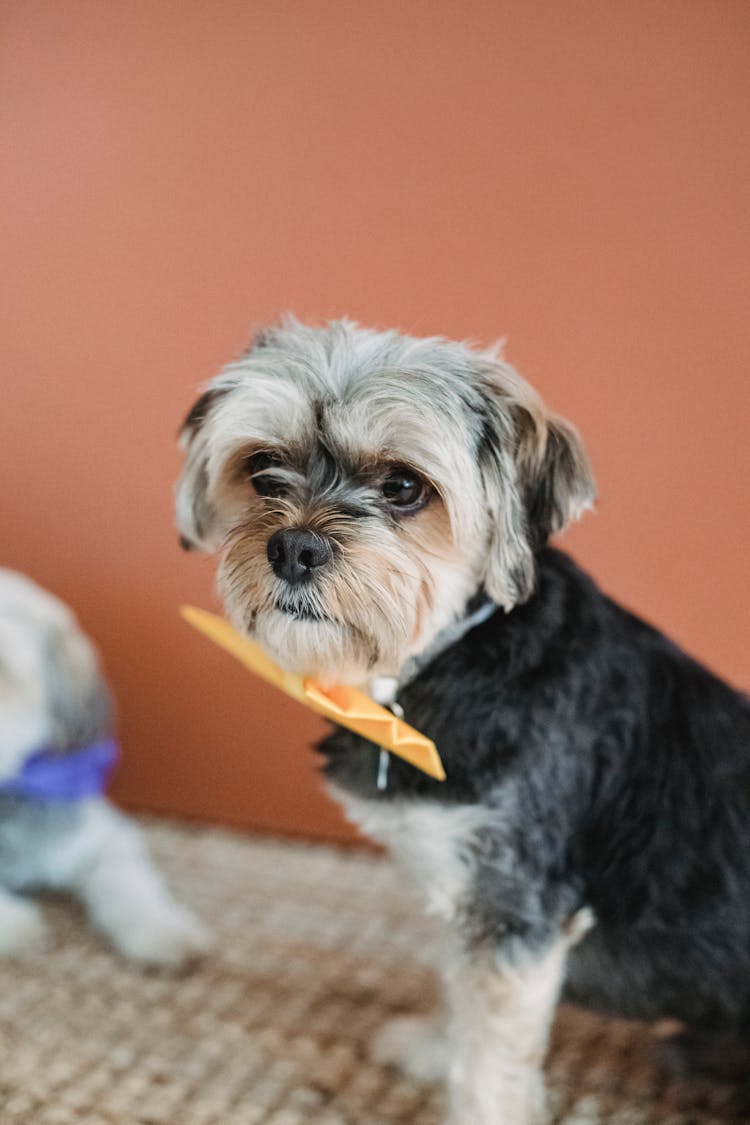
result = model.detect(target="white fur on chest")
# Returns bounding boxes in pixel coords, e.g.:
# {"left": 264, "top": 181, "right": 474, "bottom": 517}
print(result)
{"left": 332, "top": 788, "right": 491, "bottom": 922}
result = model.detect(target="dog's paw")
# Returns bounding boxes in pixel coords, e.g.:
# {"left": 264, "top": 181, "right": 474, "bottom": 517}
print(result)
{"left": 109, "top": 900, "right": 213, "bottom": 969}
{"left": 0, "top": 893, "right": 48, "bottom": 956}
{"left": 371, "top": 1013, "right": 448, "bottom": 1083}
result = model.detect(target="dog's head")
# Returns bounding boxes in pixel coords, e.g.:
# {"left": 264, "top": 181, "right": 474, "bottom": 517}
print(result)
{"left": 176, "top": 318, "right": 595, "bottom": 683}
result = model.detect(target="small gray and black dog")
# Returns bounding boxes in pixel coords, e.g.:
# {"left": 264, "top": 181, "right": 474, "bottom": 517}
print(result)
{"left": 0, "top": 569, "right": 210, "bottom": 966}
{"left": 176, "top": 317, "right": 750, "bottom": 1123}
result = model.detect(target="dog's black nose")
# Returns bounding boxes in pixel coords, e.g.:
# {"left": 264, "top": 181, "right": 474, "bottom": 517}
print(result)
{"left": 267, "top": 528, "right": 333, "bottom": 585}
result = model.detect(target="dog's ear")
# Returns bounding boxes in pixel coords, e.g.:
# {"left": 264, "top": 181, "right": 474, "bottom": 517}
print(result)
{"left": 478, "top": 363, "right": 595, "bottom": 608}
{"left": 513, "top": 405, "right": 596, "bottom": 547}
{"left": 175, "top": 326, "right": 278, "bottom": 551}
{"left": 175, "top": 387, "right": 229, "bottom": 552}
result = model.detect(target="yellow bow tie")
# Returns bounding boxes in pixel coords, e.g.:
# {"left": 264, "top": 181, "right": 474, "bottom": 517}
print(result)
{"left": 180, "top": 606, "right": 446, "bottom": 781}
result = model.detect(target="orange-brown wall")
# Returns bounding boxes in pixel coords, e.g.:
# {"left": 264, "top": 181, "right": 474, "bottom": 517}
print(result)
{"left": 1, "top": 2, "right": 748, "bottom": 842}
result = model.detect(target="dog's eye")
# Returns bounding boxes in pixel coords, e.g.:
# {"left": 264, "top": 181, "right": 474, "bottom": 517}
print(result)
{"left": 381, "top": 466, "right": 429, "bottom": 511}
{"left": 244, "top": 451, "right": 287, "bottom": 497}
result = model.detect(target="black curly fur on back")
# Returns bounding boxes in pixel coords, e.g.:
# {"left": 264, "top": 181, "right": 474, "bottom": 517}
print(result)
{"left": 322, "top": 548, "right": 750, "bottom": 1032}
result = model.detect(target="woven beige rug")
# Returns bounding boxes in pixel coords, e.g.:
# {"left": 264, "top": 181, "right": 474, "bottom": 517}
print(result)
{"left": 0, "top": 819, "right": 742, "bottom": 1125}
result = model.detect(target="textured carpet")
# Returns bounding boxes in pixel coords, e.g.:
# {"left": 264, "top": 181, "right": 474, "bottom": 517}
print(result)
{"left": 0, "top": 819, "right": 743, "bottom": 1124}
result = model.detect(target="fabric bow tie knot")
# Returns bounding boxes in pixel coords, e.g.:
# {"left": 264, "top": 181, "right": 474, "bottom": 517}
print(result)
{"left": 180, "top": 606, "right": 445, "bottom": 781}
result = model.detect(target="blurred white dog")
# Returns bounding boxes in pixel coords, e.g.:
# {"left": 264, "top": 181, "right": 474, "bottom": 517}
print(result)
{"left": 0, "top": 568, "right": 210, "bottom": 966}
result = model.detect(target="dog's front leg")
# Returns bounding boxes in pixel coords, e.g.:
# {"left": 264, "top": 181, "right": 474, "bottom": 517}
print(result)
{"left": 445, "top": 933, "right": 569, "bottom": 1125}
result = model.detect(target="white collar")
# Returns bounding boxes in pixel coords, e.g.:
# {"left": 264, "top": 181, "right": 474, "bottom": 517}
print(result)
{"left": 369, "top": 597, "right": 497, "bottom": 707}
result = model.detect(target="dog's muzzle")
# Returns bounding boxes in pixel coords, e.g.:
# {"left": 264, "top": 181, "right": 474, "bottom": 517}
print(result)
{"left": 266, "top": 527, "right": 333, "bottom": 586}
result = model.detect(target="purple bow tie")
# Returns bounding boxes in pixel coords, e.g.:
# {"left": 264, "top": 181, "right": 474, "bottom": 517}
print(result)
{"left": 0, "top": 738, "right": 119, "bottom": 801}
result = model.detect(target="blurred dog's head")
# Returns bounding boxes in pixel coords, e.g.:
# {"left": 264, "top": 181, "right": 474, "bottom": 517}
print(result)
{"left": 176, "top": 318, "right": 595, "bottom": 683}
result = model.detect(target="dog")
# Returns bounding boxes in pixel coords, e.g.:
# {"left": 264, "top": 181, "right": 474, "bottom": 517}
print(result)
{"left": 176, "top": 317, "right": 750, "bottom": 1123}
{"left": 0, "top": 568, "right": 211, "bottom": 966}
